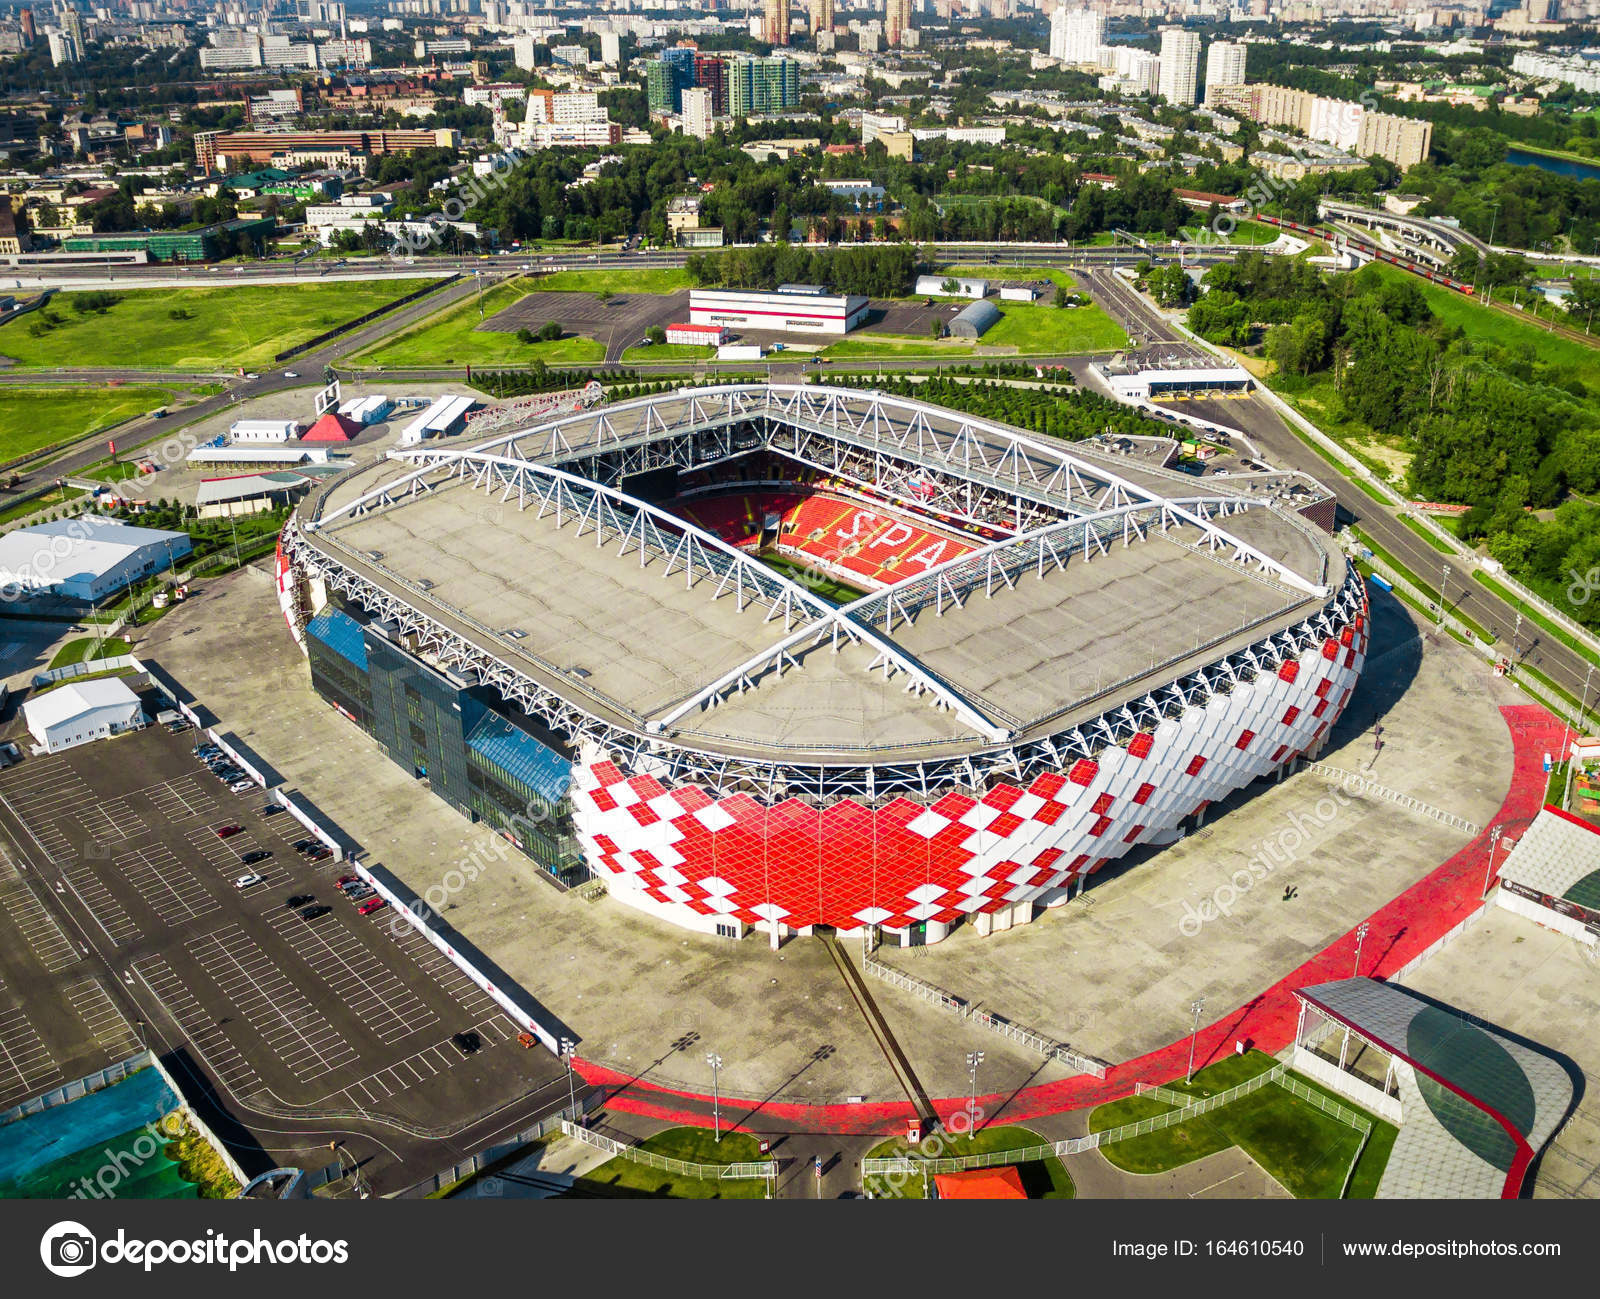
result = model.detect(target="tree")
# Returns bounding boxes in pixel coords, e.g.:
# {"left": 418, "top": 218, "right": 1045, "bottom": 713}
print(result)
{"left": 536, "top": 320, "right": 563, "bottom": 342}
{"left": 1054, "top": 282, "right": 1071, "bottom": 308}
{"left": 646, "top": 325, "right": 666, "bottom": 345}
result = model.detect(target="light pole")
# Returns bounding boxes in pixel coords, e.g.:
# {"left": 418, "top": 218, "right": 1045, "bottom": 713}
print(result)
{"left": 1185, "top": 997, "right": 1206, "bottom": 1085}
{"left": 560, "top": 1035, "right": 576, "bottom": 1118}
{"left": 706, "top": 1052, "right": 723, "bottom": 1142}
{"left": 1567, "top": 664, "right": 1596, "bottom": 810}
{"left": 1484, "top": 824, "right": 1503, "bottom": 896}
{"left": 1353, "top": 921, "right": 1369, "bottom": 978}
{"left": 965, "top": 1050, "right": 984, "bottom": 1135}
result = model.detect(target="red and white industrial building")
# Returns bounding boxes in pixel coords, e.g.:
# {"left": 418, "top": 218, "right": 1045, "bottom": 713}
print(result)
{"left": 665, "top": 322, "right": 730, "bottom": 347}
{"left": 688, "top": 285, "right": 870, "bottom": 335}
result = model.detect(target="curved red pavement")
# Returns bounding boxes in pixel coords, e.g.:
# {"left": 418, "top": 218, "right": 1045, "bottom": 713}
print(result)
{"left": 575, "top": 705, "right": 1562, "bottom": 1135}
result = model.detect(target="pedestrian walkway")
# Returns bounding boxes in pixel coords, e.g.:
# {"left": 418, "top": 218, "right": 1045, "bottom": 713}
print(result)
{"left": 576, "top": 705, "right": 1565, "bottom": 1136}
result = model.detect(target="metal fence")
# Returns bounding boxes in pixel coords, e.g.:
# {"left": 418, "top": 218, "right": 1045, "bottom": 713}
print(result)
{"left": 860, "top": 950, "right": 1107, "bottom": 1077}
{"left": 559, "top": 1120, "right": 777, "bottom": 1183}
{"left": 0, "top": 1050, "right": 149, "bottom": 1127}
{"left": 1300, "top": 761, "right": 1480, "bottom": 836}
{"left": 392, "top": 1099, "right": 594, "bottom": 1198}
{"left": 863, "top": 1062, "right": 1377, "bottom": 1198}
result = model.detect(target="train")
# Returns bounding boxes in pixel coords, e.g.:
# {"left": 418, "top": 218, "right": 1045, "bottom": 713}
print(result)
{"left": 1254, "top": 214, "right": 1476, "bottom": 296}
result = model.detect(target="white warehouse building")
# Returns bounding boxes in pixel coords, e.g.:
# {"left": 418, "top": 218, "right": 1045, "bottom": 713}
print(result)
{"left": 688, "top": 285, "right": 870, "bottom": 335}
{"left": 0, "top": 517, "right": 192, "bottom": 603}
{"left": 24, "top": 677, "right": 145, "bottom": 755}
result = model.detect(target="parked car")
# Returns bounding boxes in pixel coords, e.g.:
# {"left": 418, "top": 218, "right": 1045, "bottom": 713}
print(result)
{"left": 357, "top": 896, "right": 386, "bottom": 915}
{"left": 216, "top": 825, "right": 242, "bottom": 838}
{"left": 307, "top": 848, "right": 333, "bottom": 862}
{"left": 335, "top": 874, "right": 358, "bottom": 888}
{"left": 260, "top": 804, "right": 282, "bottom": 817}
{"left": 229, "top": 780, "right": 255, "bottom": 793}
{"left": 298, "top": 905, "right": 331, "bottom": 920}
{"left": 285, "top": 894, "right": 315, "bottom": 909}
{"left": 241, "top": 850, "right": 272, "bottom": 865}
{"left": 451, "top": 1031, "right": 481, "bottom": 1056}
{"left": 233, "top": 873, "right": 263, "bottom": 889}
{"left": 338, "top": 879, "right": 367, "bottom": 894}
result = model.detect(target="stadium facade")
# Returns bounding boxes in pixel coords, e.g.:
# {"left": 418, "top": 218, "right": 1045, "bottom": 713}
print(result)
{"left": 277, "top": 385, "right": 1366, "bottom": 948}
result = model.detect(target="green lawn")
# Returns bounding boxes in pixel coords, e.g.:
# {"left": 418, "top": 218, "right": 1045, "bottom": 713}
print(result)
{"left": 944, "top": 264, "right": 1078, "bottom": 290}
{"left": 758, "top": 552, "right": 867, "bottom": 604}
{"left": 824, "top": 337, "right": 976, "bottom": 359}
{"left": 0, "top": 485, "right": 84, "bottom": 527}
{"left": 862, "top": 1124, "right": 1074, "bottom": 1200}
{"left": 575, "top": 1126, "right": 768, "bottom": 1199}
{"left": 1180, "top": 219, "right": 1283, "bottom": 246}
{"left": 0, "top": 281, "right": 435, "bottom": 371}
{"left": 357, "top": 279, "right": 606, "bottom": 368}
{"left": 983, "top": 300, "right": 1128, "bottom": 354}
{"left": 0, "top": 386, "right": 191, "bottom": 462}
{"left": 621, "top": 343, "right": 714, "bottom": 363}
{"left": 49, "top": 636, "right": 131, "bottom": 668}
{"left": 527, "top": 267, "right": 692, "bottom": 295}
{"left": 1088, "top": 1052, "right": 1394, "bottom": 1199}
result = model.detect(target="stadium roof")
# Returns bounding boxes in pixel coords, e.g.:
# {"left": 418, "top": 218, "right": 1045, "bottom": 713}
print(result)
{"left": 1496, "top": 806, "right": 1600, "bottom": 909}
{"left": 1294, "top": 978, "right": 1573, "bottom": 1198}
{"left": 289, "top": 384, "right": 1350, "bottom": 788}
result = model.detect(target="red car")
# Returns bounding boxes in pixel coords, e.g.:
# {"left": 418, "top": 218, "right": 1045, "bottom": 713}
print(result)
{"left": 357, "top": 897, "right": 387, "bottom": 916}
{"left": 215, "top": 825, "right": 243, "bottom": 838}
{"left": 336, "top": 874, "right": 358, "bottom": 888}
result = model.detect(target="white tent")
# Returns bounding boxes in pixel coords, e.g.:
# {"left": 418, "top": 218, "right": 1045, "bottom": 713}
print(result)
{"left": 23, "top": 678, "right": 144, "bottom": 754}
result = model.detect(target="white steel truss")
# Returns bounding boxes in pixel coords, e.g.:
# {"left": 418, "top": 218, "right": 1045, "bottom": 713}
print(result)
{"left": 369, "top": 444, "right": 1010, "bottom": 743}
{"left": 284, "top": 383, "right": 1361, "bottom": 801}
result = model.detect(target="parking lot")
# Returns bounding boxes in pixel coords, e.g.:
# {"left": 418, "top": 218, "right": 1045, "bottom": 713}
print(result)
{"left": 481, "top": 289, "right": 690, "bottom": 362}
{"left": 0, "top": 708, "right": 570, "bottom": 1184}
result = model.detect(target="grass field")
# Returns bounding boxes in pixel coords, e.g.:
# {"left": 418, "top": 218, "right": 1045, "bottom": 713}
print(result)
{"left": 0, "top": 282, "right": 435, "bottom": 371}
{"left": 49, "top": 636, "right": 131, "bottom": 668}
{"left": 357, "top": 279, "right": 606, "bottom": 368}
{"left": 1088, "top": 1052, "right": 1394, "bottom": 1198}
{"left": 1180, "top": 219, "right": 1282, "bottom": 246}
{"left": 758, "top": 552, "right": 867, "bottom": 604}
{"left": 527, "top": 267, "right": 692, "bottom": 295}
{"left": 621, "top": 343, "right": 713, "bottom": 362}
{"left": 576, "top": 1127, "right": 767, "bottom": 1199}
{"left": 0, "top": 386, "right": 192, "bottom": 463}
{"left": 1363, "top": 264, "right": 1600, "bottom": 389}
{"left": 983, "top": 300, "right": 1128, "bottom": 353}
{"left": 862, "top": 1125, "right": 1074, "bottom": 1200}
{"left": 824, "top": 337, "right": 976, "bottom": 359}
{"left": 0, "top": 485, "right": 84, "bottom": 527}
{"left": 944, "top": 264, "right": 1079, "bottom": 289}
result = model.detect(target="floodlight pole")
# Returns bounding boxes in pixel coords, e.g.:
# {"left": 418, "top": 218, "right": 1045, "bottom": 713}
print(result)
{"left": 560, "top": 1035, "right": 576, "bottom": 1118}
{"left": 1484, "top": 824, "right": 1503, "bottom": 896}
{"left": 1185, "top": 997, "right": 1206, "bottom": 1085}
{"left": 965, "top": 1050, "right": 984, "bottom": 1134}
{"left": 706, "top": 1052, "right": 723, "bottom": 1142}
{"left": 1353, "top": 921, "right": 1369, "bottom": 978}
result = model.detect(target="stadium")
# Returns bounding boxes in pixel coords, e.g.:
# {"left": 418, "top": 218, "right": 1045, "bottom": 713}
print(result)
{"left": 275, "top": 383, "right": 1368, "bottom": 948}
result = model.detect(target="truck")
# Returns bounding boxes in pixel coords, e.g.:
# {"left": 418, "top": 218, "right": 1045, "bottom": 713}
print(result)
{"left": 717, "top": 343, "right": 763, "bottom": 361}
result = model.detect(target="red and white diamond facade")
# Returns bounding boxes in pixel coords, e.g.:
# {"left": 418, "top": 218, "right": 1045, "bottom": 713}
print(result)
{"left": 282, "top": 384, "right": 1363, "bottom": 946}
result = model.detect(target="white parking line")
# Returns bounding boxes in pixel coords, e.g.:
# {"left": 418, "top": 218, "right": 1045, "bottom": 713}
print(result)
{"left": 133, "top": 954, "right": 262, "bottom": 1098}
{"left": 64, "top": 977, "right": 141, "bottom": 1058}
{"left": 265, "top": 908, "right": 437, "bottom": 1046}
{"left": 59, "top": 863, "right": 142, "bottom": 947}
{"left": 0, "top": 1004, "right": 62, "bottom": 1107}
{"left": 0, "top": 878, "right": 80, "bottom": 973}
{"left": 187, "top": 926, "right": 357, "bottom": 1084}
{"left": 116, "top": 844, "right": 219, "bottom": 927}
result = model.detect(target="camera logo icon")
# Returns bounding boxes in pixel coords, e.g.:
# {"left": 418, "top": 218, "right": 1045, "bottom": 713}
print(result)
{"left": 41, "top": 1222, "right": 97, "bottom": 1277}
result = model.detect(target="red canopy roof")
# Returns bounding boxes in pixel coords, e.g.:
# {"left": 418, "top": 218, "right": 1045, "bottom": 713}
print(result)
{"left": 932, "top": 1167, "right": 1027, "bottom": 1200}
{"left": 302, "top": 411, "right": 361, "bottom": 443}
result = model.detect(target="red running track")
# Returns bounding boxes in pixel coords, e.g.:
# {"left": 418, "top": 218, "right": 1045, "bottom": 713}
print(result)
{"left": 574, "top": 705, "right": 1562, "bottom": 1135}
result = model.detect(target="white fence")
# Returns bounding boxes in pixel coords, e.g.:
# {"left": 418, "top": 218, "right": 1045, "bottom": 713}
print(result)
{"left": 862, "top": 1062, "right": 1375, "bottom": 1197}
{"left": 392, "top": 1098, "right": 594, "bottom": 1198}
{"left": 861, "top": 950, "right": 1108, "bottom": 1077}
{"left": 0, "top": 1051, "right": 148, "bottom": 1126}
{"left": 558, "top": 1119, "right": 777, "bottom": 1185}
{"left": 31, "top": 654, "right": 137, "bottom": 687}
{"left": 355, "top": 861, "right": 564, "bottom": 1054}
{"left": 272, "top": 789, "right": 346, "bottom": 861}
{"left": 1300, "top": 761, "right": 1480, "bottom": 835}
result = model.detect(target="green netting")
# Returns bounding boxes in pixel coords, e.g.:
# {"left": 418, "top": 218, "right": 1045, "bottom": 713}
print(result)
{"left": 1562, "top": 868, "right": 1600, "bottom": 911}
{"left": 0, "top": 1122, "right": 198, "bottom": 1200}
